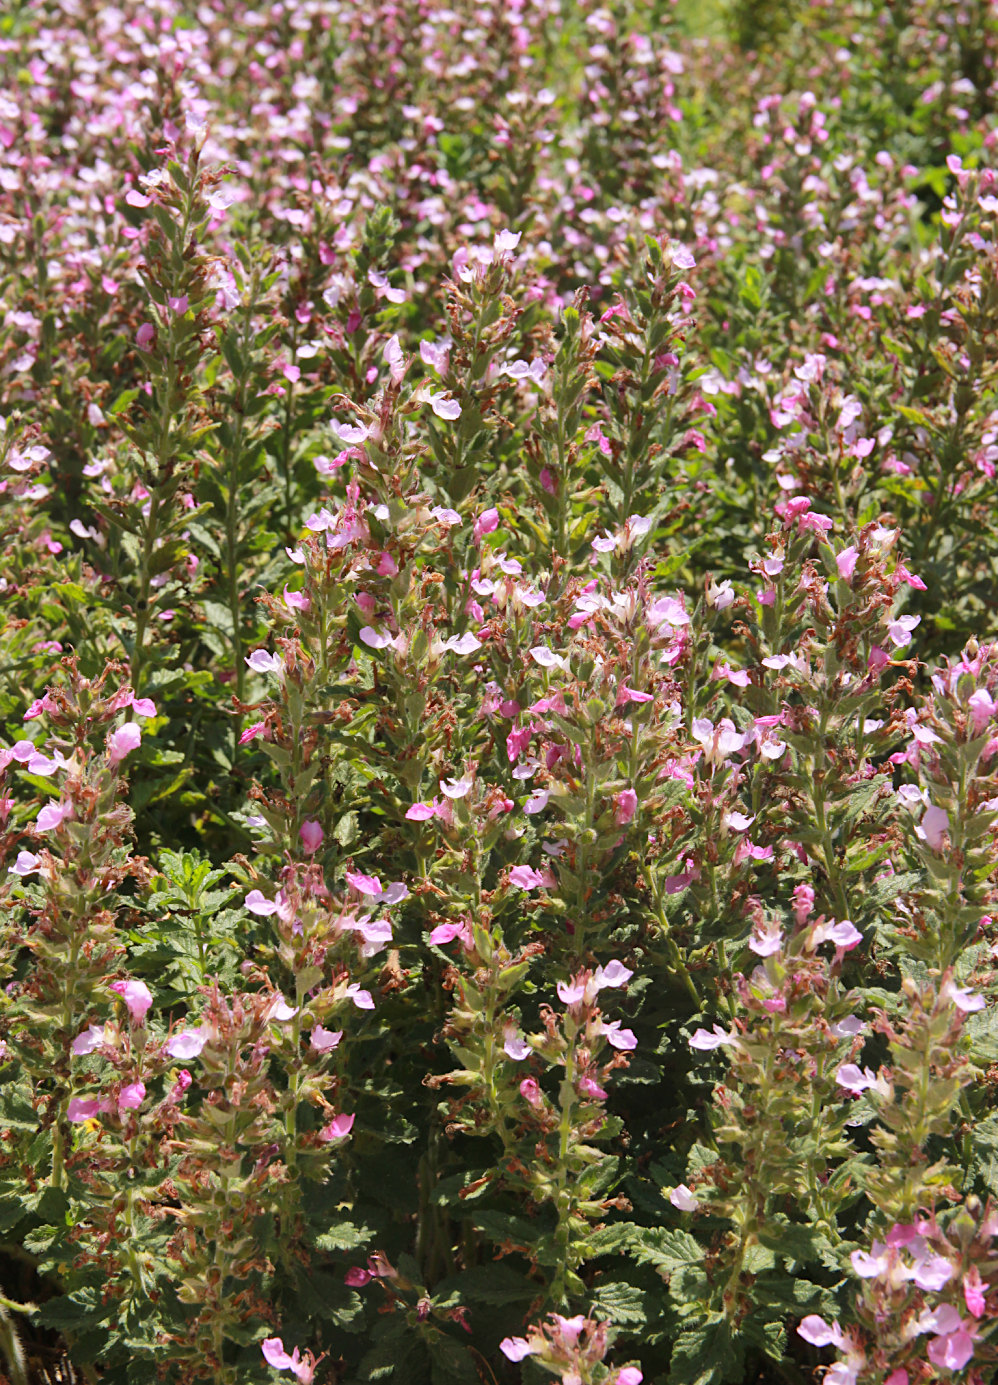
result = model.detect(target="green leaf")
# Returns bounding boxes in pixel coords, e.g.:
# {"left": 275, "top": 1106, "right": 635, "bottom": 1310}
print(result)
{"left": 590, "top": 1279, "right": 649, "bottom": 1325}
{"left": 669, "top": 1318, "right": 744, "bottom": 1385}
{"left": 632, "top": 1227, "right": 704, "bottom": 1276}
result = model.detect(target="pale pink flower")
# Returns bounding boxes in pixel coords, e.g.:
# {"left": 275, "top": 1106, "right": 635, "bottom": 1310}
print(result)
{"left": 118, "top": 1081, "right": 146, "bottom": 1111}
{"left": 110, "top": 979, "right": 153, "bottom": 1023}
{"left": 520, "top": 1077, "right": 543, "bottom": 1108}
{"left": 473, "top": 507, "right": 499, "bottom": 542}
{"left": 670, "top": 1185, "right": 699, "bottom": 1211}
{"left": 797, "top": 1316, "right": 844, "bottom": 1348}
{"left": 926, "top": 1330, "right": 974, "bottom": 1371}
{"left": 509, "top": 865, "right": 547, "bottom": 890}
{"left": 689, "top": 1024, "right": 740, "bottom": 1051}
{"left": 107, "top": 723, "right": 141, "bottom": 763}
{"left": 319, "top": 1112, "right": 355, "bottom": 1141}
{"left": 67, "top": 1097, "right": 101, "bottom": 1123}
{"left": 72, "top": 1025, "right": 106, "bottom": 1056}
{"left": 261, "top": 1337, "right": 315, "bottom": 1382}
{"left": 9, "top": 850, "right": 41, "bottom": 876}
{"left": 299, "top": 820, "right": 324, "bottom": 855}
{"left": 836, "top": 546, "right": 858, "bottom": 580}
{"left": 36, "top": 801, "right": 71, "bottom": 832}
{"left": 310, "top": 1026, "right": 343, "bottom": 1052}
{"left": 500, "top": 1338, "right": 534, "bottom": 1362}
{"left": 164, "top": 1029, "right": 207, "bottom": 1060}
{"left": 964, "top": 1266, "right": 986, "bottom": 1317}
{"left": 602, "top": 1021, "right": 637, "bottom": 1050}
{"left": 503, "top": 1028, "right": 531, "bottom": 1060}
{"left": 614, "top": 789, "right": 638, "bottom": 824}
{"left": 920, "top": 805, "right": 949, "bottom": 850}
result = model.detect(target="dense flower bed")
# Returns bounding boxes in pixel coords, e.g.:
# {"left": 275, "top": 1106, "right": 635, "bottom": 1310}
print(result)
{"left": 1, "top": 0, "right": 998, "bottom": 1382}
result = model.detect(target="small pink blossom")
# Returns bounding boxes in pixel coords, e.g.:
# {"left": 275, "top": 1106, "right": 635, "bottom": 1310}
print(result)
{"left": 319, "top": 1112, "right": 355, "bottom": 1141}
{"left": 110, "top": 979, "right": 153, "bottom": 1023}
{"left": 310, "top": 1026, "right": 343, "bottom": 1052}
{"left": 107, "top": 723, "right": 142, "bottom": 763}
{"left": 261, "top": 1338, "right": 315, "bottom": 1383}
{"left": 299, "top": 820, "right": 324, "bottom": 854}
{"left": 797, "top": 1316, "right": 843, "bottom": 1349}
{"left": 9, "top": 850, "right": 41, "bottom": 876}
{"left": 118, "top": 1081, "right": 146, "bottom": 1111}
{"left": 509, "top": 864, "right": 547, "bottom": 890}
{"left": 964, "top": 1266, "right": 986, "bottom": 1317}
{"left": 67, "top": 1097, "right": 101, "bottom": 1123}
{"left": 519, "top": 1077, "right": 544, "bottom": 1108}
{"left": 346, "top": 984, "right": 375, "bottom": 1010}
{"left": 920, "top": 805, "right": 949, "bottom": 850}
{"left": 836, "top": 546, "right": 858, "bottom": 580}
{"left": 500, "top": 1338, "right": 534, "bottom": 1362}
{"left": 614, "top": 789, "right": 638, "bottom": 824}
{"left": 164, "top": 1029, "right": 207, "bottom": 1060}
{"left": 36, "top": 801, "right": 71, "bottom": 833}
{"left": 473, "top": 507, "right": 499, "bottom": 542}
{"left": 689, "top": 1024, "right": 740, "bottom": 1051}
{"left": 926, "top": 1331, "right": 974, "bottom": 1372}
{"left": 670, "top": 1184, "right": 699, "bottom": 1211}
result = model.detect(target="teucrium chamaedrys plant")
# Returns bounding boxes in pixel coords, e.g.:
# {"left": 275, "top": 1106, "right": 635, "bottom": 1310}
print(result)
{"left": 2, "top": 1, "right": 998, "bottom": 1383}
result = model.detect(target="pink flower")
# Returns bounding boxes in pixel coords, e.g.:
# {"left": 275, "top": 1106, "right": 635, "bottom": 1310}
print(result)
{"left": 405, "top": 801, "right": 438, "bottom": 820}
{"left": 500, "top": 1338, "right": 534, "bottom": 1362}
{"left": 509, "top": 864, "right": 546, "bottom": 890}
{"left": 36, "top": 801, "right": 71, "bottom": 833}
{"left": 614, "top": 789, "right": 638, "bottom": 825}
{"left": 836, "top": 546, "right": 858, "bottom": 580}
{"left": 689, "top": 1024, "right": 740, "bottom": 1051}
{"left": 67, "top": 1097, "right": 101, "bottom": 1123}
{"left": 503, "top": 1028, "right": 531, "bottom": 1061}
{"left": 299, "top": 820, "right": 324, "bottom": 855}
{"left": 616, "top": 1370, "right": 643, "bottom": 1385}
{"left": 283, "top": 585, "right": 310, "bottom": 613}
{"left": 926, "top": 1330, "right": 974, "bottom": 1372}
{"left": 346, "top": 984, "right": 375, "bottom": 1010}
{"left": 107, "top": 723, "right": 141, "bottom": 763}
{"left": 344, "top": 1266, "right": 372, "bottom": 1286}
{"left": 164, "top": 1028, "right": 207, "bottom": 1060}
{"left": 319, "top": 1112, "right": 355, "bottom": 1141}
{"left": 797, "top": 1316, "right": 843, "bottom": 1349}
{"left": 964, "top": 1266, "right": 986, "bottom": 1317}
{"left": 429, "top": 921, "right": 471, "bottom": 947}
{"left": 749, "top": 921, "right": 783, "bottom": 956}
{"left": 246, "top": 649, "right": 283, "bottom": 675}
{"left": 473, "top": 507, "right": 499, "bottom": 542}
{"left": 72, "top": 1024, "right": 105, "bottom": 1056}
{"left": 602, "top": 1021, "right": 638, "bottom": 1050}
{"left": 345, "top": 869, "right": 381, "bottom": 896}
{"left": 118, "top": 1081, "right": 146, "bottom": 1111}
{"left": 9, "top": 850, "right": 41, "bottom": 876}
{"left": 310, "top": 1026, "right": 343, "bottom": 1052}
{"left": 670, "top": 1184, "right": 699, "bottom": 1211}
{"left": 110, "top": 979, "right": 153, "bottom": 1023}
{"left": 239, "top": 721, "right": 269, "bottom": 745}
{"left": 426, "top": 390, "right": 461, "bottom": 420}
{"left": 519, "top": 1077, "right": 543, "bottom": 1108}
{"left": 920, "top": 805, "right": 949, "bottom": 850}
{"left": 136, "top": 323, "right": 154, "bottom": 348}
{"left": 261, "top": 1338, "right": 315, "bottom": 1383}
